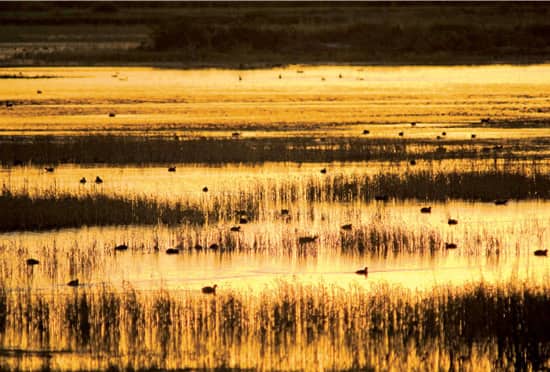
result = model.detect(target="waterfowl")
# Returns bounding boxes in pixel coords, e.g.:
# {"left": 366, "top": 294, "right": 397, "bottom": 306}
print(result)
{"left": 281, "top": 209, "right": 289, "bottom": 216}
{"left": 44, "top": 167, "right": 54, "bottom": 172}
{"left": 374, "top": 195, "right": 389, "bottom": 201}
{"left": 441, "top": 132, "right": 447, "bottom": 136}
{"left": 202, "top": 186, "right": 208, "bottom": 192}
{"left": 238, "top": 76, "right": 242, "bottom": 81}
{"left": 398, "top": 132, "right": 404, "bottom": 136}
{"left": 321, "top": 77, "right": 325, "bottom": 81}
{"left": 445, "top": 243, "right": 458, "bottom": 249}
{"left": 278, "top": 74, "right": 282, "bottom": 79}
{"left": 298, "top": 236, "right": 318, "bottom": 244}
{"left": 411, "top": 122, "right": 417, "bottom": 127}
{"left": 67, "top": 279, "right": 79, "bottom": 287}
{"left": 534, "top": 249, "right": 548, "bottom": 256}
{"left": 95, "top": 176, "right": 103, "bottom": 184}
{"left": 341, "top": 224, "right": 352, "bottom": 231}
{"left": 355, "top": 266, "right": 368, "bottom": 275}
{"left": 409, "top": 159, "right": 416, "bottom": 166}
{"left": 115, "top": 244, "right": 128, "bottom": 251}
{"left": 202, "top": 284, "right": 217, "bottom": 294}
{"left": 165, "top": 248, "right": 179, "bottom": 255}
{"left": 239, "top": 217, "right": 248, "bottom": 224}
{"left": 420, "top": 206, "right": 432, "bottom": 213}
{"left": 168, "top": 167, "right": 176, "bottom": 172}
{"left": 494, "top": 199, "right": 508, "bottom": 205}
{"left": 79, "top": 177, "right": 86, "bottom": 184}
{"left": 320, "top": 168, "right": 327, "bottom": 174}
{"left": 209, "top": 243, "right": 219, "bottom": 250}
{"left": 5, "top": 101, "right": 13, "bottom": 108}
{"left": 471, "top": 134, "right": 477, "bottom": 139}
{"left": 480, "top": 118, "right": 491, "bottom": 124}
{"left": 26, "top": 258, "right": 39, "bottom": 266}
{"left": 109, "top": 112, "right": 116, "bottom": 117}
{"left": 362, "top": 129, "right": 370, "bottom": 135}
{"left": 338, "top": 74, "right": 343, "bottom": 79}
{"left": 37, "top": 90, "right": 42, "bottom": 94}
{"left": 232, "top": 132, "right": 240, "bottom": 138}
{"left": 230, "top": 226, "right": 241, "bottom": 232}
{"left": 448, "top": 218, "right": 458, "bottom": 225}
{"left": 436, "top": 136, "right": 441, "bottom": 140}
{"left": 194, "top": 244, "right": 203, "bottom": 251}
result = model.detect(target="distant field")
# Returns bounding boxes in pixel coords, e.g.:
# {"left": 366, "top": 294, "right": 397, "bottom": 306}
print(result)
{"left": 1, "top": 2, "right": 550, "bottom": 66}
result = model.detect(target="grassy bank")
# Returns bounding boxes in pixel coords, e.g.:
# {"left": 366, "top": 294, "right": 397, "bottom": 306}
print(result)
{"left": 0, "top": 280, "right": 549, "bottom": 370}
{"left": 2, "top": 3, "right": 550, "bottom": 66}
{"left": 1, "top": 135, "right": 545, "bottom": 166}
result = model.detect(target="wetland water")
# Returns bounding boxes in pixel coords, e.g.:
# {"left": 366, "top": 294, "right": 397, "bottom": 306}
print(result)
{"left": 1, "top": 65, "right": 550, "bottom": 370}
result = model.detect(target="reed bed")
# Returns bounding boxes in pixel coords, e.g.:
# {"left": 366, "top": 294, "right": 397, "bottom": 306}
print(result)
{"left": 0, "top": 280, "right": 549, "bottom": 371}
{"left": 0, "top": 135, "right": 543, "bottom": 166}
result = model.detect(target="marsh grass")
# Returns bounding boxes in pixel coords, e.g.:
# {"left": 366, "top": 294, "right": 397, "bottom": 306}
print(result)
{"left": 0, "top": 135, "right": 542, "bottom": 166}
{"left": 1, "top": 281, "right": 549, "bottom": 370}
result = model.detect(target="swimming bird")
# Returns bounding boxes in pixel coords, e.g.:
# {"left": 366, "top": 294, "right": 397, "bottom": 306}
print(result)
{"left": 109, "top": 112, "right": 116, "bottom": 117}
{"left": 168, "top": 166, "right": 176, "bottom": 172}
{"left": 471, "top": 134, "right": 476, "bottom": 139}
{"left": 278, "top": 74, "right": 282, "bottom": 79}
{"left": 165, "top": 248, "right": 179, "bottom": 255}
{"left": 448, "top": 218, "right": 458, "bottom": 225}
{"left": 209, "top": 243, "right": 219, "bottom": 251}
{"left": 37, "top": 90, "right": 42, "bottom": 94}
{"left": 494, "top": 199, "right": 508, "bottom": 205}
{"left": 320, "top": 168, "right": 327, "bottom": 174}
{"left": 67, "top": 279, "right": 79, "bottom": 287}
{"left": 79, "top": 177, "right": 86, "bottom": 184}
{"left": 398, "top": 132, "right": 404, "bottom": 136}
{"left": 6, "top": 101, "right": 13, "bottom": 108}
{"left": 321, "top": 77, "right": 325, "bottom": 81}
{"left": 409, "top": 159, "right": 416, "bottom": 166}
{"left": 341, "top": 224, "right": 352, "bottom": 231}
{"left": 202, "top": 186, "right": 208, "bottom": 192}
{"left": 239, "top": 216, "right": 248, "bottom": 224}
{"left": 115, "top": 244, "right": 128, "bottom": 251}
{"left": 534, "top": 249, "right": 548, "bottom": 256}
{"left": 355, "top": 266, "right": 368, "bottom": 275}
{"left": 445, "top": 243, "right": 458, "bottom": 249}
{"left": 95, "top": 176, "right": 103, "bottom": 184}
{"left": 238, "top": 76, "right": 242, "bottom": 81}
{"left": 298, "top": 236, "right": 318, "bottom": 244}
{"left": 338, "top": 74, "right": 342, "bottom": 79}
{"left": 442, "top": 132, "right": 447, "bottom": 136}
{"left": 44, "top": 167, "right": 54, "bottom": 172}
{"left": 480, "top": 118, "right": 491, "bottom": 124}
{"left": 281, "top": 209, "right": 289, "bottom": 216}
{"left": 26, "top": 258, "right": 39, "bottom": 266}
{"left": 232, "top": 132, "right": 240, "bottom": 138}
{"left": 230, "top": 226, "right": 241, "bottom": 232}
{"left": 436, "top": 136, "right": 441, "bottom": 140}
{"left": 411, "top": 122, "right": 417, "bottom": 127}
{"left": 202, "top": 284, "right": 217, "bottom": 294}
{"left": 420, "top": 207, "right": 432, "bottom": 213}
{"left": 363, "top": 129, "right": 370, "bottom": 135}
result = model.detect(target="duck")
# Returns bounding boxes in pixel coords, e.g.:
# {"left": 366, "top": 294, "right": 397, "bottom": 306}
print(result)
{"left": 230, "top": 226, "right": 241, "bottom": 232}
{"left": 341, "top": 224, "right": 352, "bottom": 231}
{"left": 79, "top": 177, "right": 87, "bottom": 184}
{"left": 448, "top": 218, "right": 458, "bottom": 225}
{"left": 280, "top": 209, "right": 290, "bottom": 216}
{"left": 44, "top": 167, "right": 54, "bottom": 172}
{"left": 298, "top": 236, "right": 318, "bottom": 244}
{"left": 202, "top": 284, "right": 217, "bottom": 294}
{"left": 168, "top": 166, "right": 176, "bottom": 172}
{"left": 95, "top": 176, "right": 103, "bottom": 184}
{"left": 202, "top": 186, "right": 208, "bottom": 192}
{"left": 320, "top": 168, "right": 327, "bottom": 174}
{"left": 362, "top": 129, "right": 370, "bottom": 135}
{"left": 355, "top": 266, "right": 368, "bottom": 275}
{"left": 409, "top": 159, "right": 416, "bottom": 166}
{"left": 67, "top": 279, "right": 79, "bottom": 287}
{"left": 445, "top": 243, "right": 458, "bottom": 249}
{"left": 494, "top": 199, "right": 508, "bottom": 205}
{"left": 165, "top": 248, "right": 179, "bottom": 255}
{"left": 420, "top": 206, "right": 432, "bottom": 213}
{"left": 26, "top": 258, "right": 39, "bottom": 266}
{"left": 534, "top": 249, "right": 548, "bottom": 256}
{"left": 115, "top": 244, "right": 128, "bottom": 251}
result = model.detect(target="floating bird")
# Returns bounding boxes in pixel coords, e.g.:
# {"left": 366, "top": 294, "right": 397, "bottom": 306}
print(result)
{"left": 398, "top": 132, "right": 404, "bottom": 137}
{"left": 238, "top": 76, "right": 242, "bottom": 81}
{"left": 67, "top": 279, "right": 79, "bottom": 287}
{"left": 194, "top": 244, "right": 203, "bottom": 251}
{"left": 341, "top": 224, "right": 352, "bottom": 231}
{"left": 115, "top": 244, "right": 128, "bottom": 251}
{"left": 320, "top": 168, "right": 327, "bottom": 174}
{"left": 494, "top": 199, "right": 508, "bottom": 205}
{"left": 230, "top": 226, "right": 241, "bottom": 232}
{"left": 202, "top": 186, "right": 208, "bottom": 192}
{"left": 338, "top": 74, "right": 342, "bottom": 79}
{"left": 278, "top": 74, "right": 282, "bottom": 79}
{"left": 6, "top": 101, "right": 13, "bottom": 108}
{"left": 441, "top": 132, "right": 447, "bottom": 136}
{"left": 109, "top": 112, "right": 116, "bottom": 117}
{"left": 26, "top": 258, "right": 39, "bottom": 266}
{"left": 232, "top": 132, "right": 240, "bottom": 138}
{"left": 202, "top": 284, "right": 217, "bottom": 294}
{"left": 209, "top": 243, "right": 219, "bottom": 251}
{"left": 409, "top": 159, "right": 416, "bottom": 166}
{"left": 79, "top": 177, "right": 86, "bottom": 184}
{"left": 298, "top": 236, "right": 318, "bottom": 244}
{"left": 480, "top": 118, "right": 491, "bottom": 124}
{"left": 534, "top": 249, "right": 548, "bottom": 256}
{"left": 165, "top": 248, "right": 179, "bottom": 255}
{"left": 436, "top": 136, "right": 441, "bottom": 140}
{"left": 37, "top": 90, "right": 42, "bottom": 94}
{"left": 297, "top": 70, "right": 304, "bottom": 74}
{"left": 281, "top": 209, "right": 289, "bottom": 216}
{"left": 44, "top": 167, "right": 54, "bottom": 172}
{"left": 321, "top": 77, "right": 325, "bottom": 81}
{"left": 420, "top": 207, "right": 432, "bottom": 213}
{"left": 374, "top": 195, "right": 389, "bottom": 201}
{"left": 363, "top": 129, "right": 370, "bottom": 135}
{"left": 445, "top": 243, "right": 458, "bottom": 249}
{"left": 168, "top": 166, "right": 176, "bottom": 172}
{"left": 239, "top": 216, "right": 248, "bottom": 224}
{"left": 95, "top": 176, "right": 103, "bottom": 184}
{"left": 411, "top": 122, "right": 417, "bottom": 127}
{"left": 448, "top": 218, "right": 458, "bottom": 225}
{"left": 471, "top": 134, "right": 477, "bottom": 139}
{"left": 355, "top": 266, "right": 368, "bottom": 275}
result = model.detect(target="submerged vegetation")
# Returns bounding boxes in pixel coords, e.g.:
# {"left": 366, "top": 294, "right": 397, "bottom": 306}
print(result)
{"left": 1, "top": 280, "right": 549, "bottom": 370}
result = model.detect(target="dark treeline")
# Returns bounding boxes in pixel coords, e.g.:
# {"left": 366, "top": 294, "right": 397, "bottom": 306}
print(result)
{"left": 0, "top": 135, "right": 536, "bottom": 165}
{"left": 2, "top": 2, "right": 550, "bottom": 65}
